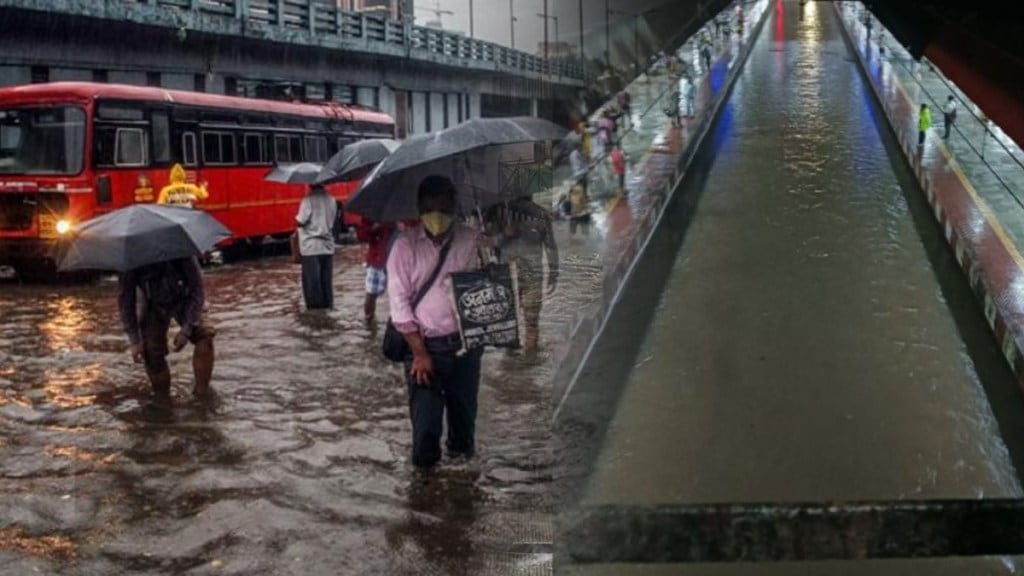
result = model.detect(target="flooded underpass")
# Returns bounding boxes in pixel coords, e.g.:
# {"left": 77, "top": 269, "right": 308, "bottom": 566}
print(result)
{"left": 0, "top": 234, "right": 603, "bottom": 575}
{"left": 561, "top": 0, "right": 1024, "bottom": 573}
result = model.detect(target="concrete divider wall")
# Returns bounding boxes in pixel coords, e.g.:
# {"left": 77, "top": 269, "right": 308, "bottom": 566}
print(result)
{"left": 552, "top": 0, "right": 773, "bottom": 418}
{"left": 835, "top": 2, "right": 1024, "bottom": 385}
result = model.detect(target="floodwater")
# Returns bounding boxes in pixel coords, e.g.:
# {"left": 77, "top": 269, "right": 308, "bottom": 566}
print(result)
{"left": 0, "top": 236, "right": 602, "bottom": 575}
{"left": 575, "top": 0, "right": 1024, "bottom": 572}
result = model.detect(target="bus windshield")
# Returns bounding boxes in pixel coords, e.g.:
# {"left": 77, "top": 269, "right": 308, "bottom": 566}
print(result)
{"left": 0, "top": 106, "right": 86, "bottom": 175}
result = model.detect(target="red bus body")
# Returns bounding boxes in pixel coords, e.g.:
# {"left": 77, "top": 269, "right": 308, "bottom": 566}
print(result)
{"left": 0, "top": 82, "right": 394, "bottom": 274}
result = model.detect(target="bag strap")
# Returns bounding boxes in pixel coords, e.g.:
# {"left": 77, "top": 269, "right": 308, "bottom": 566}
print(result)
{"left": 410, "top": 235, "right": 454, "bottom": 312}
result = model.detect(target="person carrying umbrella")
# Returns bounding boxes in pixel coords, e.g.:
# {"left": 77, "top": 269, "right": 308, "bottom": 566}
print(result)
{"left": 387, "top": 174, "right": 485, "bottom": 469}
{"left": 118, "top": 256, "right": 216, "bottom": 404}
{"left": 295, "top": 184, "right": 338, "bottom": 310}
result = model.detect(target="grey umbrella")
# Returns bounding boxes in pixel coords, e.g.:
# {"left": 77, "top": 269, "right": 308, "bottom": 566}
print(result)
{"left": 315, "top": 138, "right": 399, "bottom": 185}
{"left": 346, "top": 117, "right": 569, "bottom": 222}
{"left": 56, "top": 204, "right": 232, "bottom": 273}
{"left": 264, "top": 162, "right": 323, "bottom": 185}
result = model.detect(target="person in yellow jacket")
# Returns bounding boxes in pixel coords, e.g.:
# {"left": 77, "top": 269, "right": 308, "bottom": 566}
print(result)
{"left": 576, "top": 121, "right": 592, "bottom": 160}
{"left": 158, "top": 164, "right": 208, "bottom": 207}
{"left": 917, "top": 103, "right": 932, "bottom": 147}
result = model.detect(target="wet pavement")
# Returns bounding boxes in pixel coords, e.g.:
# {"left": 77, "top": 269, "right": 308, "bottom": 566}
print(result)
{"left": 566, "top": 0, "right": 1024, "bottom": 572}
{"left": 852, "top": 3, "right": 1024, "bottom": 252}
{"left": 0, "top": 241, "right": 603, "bottom": 575}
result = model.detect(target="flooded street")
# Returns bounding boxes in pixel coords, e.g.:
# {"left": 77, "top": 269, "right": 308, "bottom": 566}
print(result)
{"left": 570, "top": 1, "right": 1024, "bottom": 571}
{"left": 0, "top": 237, "right": 601, "bottom": 575}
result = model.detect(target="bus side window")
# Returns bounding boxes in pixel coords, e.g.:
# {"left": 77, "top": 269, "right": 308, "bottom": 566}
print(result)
{"left": 114, "top": 128, "right": 148, "bottom": 167}
{"left": 288, "top": 136, "right": 302, "bottom": 162}
{"left": 151, "top": 112, "right": 172, "bottom": 165}
{"left": 274, "top": 135, "right": 288, "bottom": 163}
{"left": 202, "top": 131, "right": 237, "bottom": 166}
{"left": 182, "top": 132, "right": 197, "bottom": 167}
{"left": 304, "top": 136, "right": 327, "bottom": 163}
{"left": 243, "top": 133, "right": 269, "bottom": 165}
{"left": 273, "top": 134, "right": 302, "bottom": 163}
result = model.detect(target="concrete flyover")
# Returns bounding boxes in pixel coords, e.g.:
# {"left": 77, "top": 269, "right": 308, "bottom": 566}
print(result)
{"left": 0, "top": 0, "right": 587, "bottom": 133}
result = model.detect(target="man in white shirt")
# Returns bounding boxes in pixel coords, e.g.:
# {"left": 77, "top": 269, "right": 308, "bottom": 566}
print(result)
{"left": 295, "top": 185, "right": 338, "bottom": 309}
{"left": 943, "top": 95, "right": 958, "bottom": 140}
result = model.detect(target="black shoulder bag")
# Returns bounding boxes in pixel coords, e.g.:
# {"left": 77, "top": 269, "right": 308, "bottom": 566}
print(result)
{"left": 382, "top": 237, "right": 454, "bottom": 362}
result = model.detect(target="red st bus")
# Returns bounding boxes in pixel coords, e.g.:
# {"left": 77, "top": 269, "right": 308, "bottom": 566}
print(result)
{"left": 0, "top": 82, "right": 394, "bottom": 276}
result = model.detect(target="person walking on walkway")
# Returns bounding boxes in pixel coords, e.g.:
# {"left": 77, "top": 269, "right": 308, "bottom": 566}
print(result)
{"left": 357, "top": 218, "right": 395, "bottom": 323}
{"left": 611, "top": 144, "right": 627, "bottom": 193}
{"left": 487, "top": 195, "right": 559, "bottom": 352}
{"left": 918, "top": 103, "right": 932, "bottom": 147}
{"left": 387, "top": 175, "right": 485, "bottom": 469}
{"left": 700, "top": 40, "right": 713, "bottom": 75}
{"left": 617, "top": 91, "right": 632, "bottom": 131}
{"left": 576, "top": 121, "right": 592, "bottom": 160}
{"left": 679, "top": 73, "right": 696, "bottom": 119}
{"left": 119, "top": 256, "right": 216, "bottom": 404}
{"left": 943, "top": 95, "right": 958, "bottom": 140}
{"left": 568, "top": 175, "right": 591, "bottom": 237}
{"left": 295, "top": 185, "right": 337, "bottom": 310}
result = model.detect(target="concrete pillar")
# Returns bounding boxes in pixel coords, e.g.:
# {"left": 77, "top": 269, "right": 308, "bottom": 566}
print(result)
{"left": 356, "top": 86, "right": 376, "bottom": 107}
{"left": 411, "top": 91, "right": 427, "bottom": 135}
{"left": 430, "top": 92, "right": 444, "bottom": 130}
{"left": 0, "top": 66, "right": 30, "bottom": 88}
{"left": 163, "top": 73, "right": 194, "bottom": 91}
{"left": 50, "top": 68, "right": 92, "bottom": 82}
{"left": 469, "top": 92, "right": 482, "bottom": 120}
{"left": 379, "top": 85, "right": 396, "bottom": 119}
{"left": 446, "top": 93, "right": 460, "bottom": 127}
{"left": 108, "top": 71, "right": 147, "bottom": 86}
{"left": 530, "top": 98, "right": 539, "bottom": 117}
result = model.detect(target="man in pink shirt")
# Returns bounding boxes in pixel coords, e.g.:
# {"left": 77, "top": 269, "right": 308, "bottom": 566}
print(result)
{"left": 387, "top": 174, "right": 483, "bottom": 469}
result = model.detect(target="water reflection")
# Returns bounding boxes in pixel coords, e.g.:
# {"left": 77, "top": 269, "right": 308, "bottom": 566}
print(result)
{"left": 39, "top": 296, "right": 91, "bottom": 354}
{"left": 0, "top": 239, "right": 601, "bottom": 572}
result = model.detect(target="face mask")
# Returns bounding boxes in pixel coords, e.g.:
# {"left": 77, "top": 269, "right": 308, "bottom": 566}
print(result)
{"left": 420, "top": 211, "right": 453, "bottom": 237}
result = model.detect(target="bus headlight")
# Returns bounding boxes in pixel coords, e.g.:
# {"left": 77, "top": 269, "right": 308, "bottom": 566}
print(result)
{"left": 55, "top": 219, "right": 72, "bottom": 235}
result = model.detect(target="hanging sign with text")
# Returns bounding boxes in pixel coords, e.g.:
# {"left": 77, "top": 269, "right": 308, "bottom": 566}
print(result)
{"left": 449, "top": 262, "right": 522, "bottom": 351}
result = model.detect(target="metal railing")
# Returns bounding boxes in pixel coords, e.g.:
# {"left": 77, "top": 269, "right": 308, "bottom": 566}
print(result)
{"left": 125, "top": 0, "right": 585, "bottom": 80}
{"left": 846, "top": 3, "right": 1024, "bottom": 214}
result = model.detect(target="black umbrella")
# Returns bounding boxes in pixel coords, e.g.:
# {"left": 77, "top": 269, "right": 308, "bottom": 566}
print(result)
{"left": 346, "top": 117, "right": 569, "bottom": 222}
{"left": 315, "top": 138, "right": 400, "bottom": 185}
{"left": 264, "top": 162, "right": 323, "bottom": 185}
{"left": 56, "top": 204, "right": 232, "bottom": 273}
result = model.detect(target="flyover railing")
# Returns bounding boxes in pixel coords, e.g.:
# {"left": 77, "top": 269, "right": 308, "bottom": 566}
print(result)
{"left": 123, "top": 0, "right": 585, "bottom": 80}
{"left": 840, "top": 1, "right": 1024, "bottom": 249}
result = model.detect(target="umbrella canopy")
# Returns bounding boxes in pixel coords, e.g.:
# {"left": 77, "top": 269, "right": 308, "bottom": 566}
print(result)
{"left": 347, "top": 117, "right": 569, "bottom": 222}
{"left": 56, "top": 204, "right": 232, "bottom": 273}
{"left": 315, "top": 138, "right": 400, "bottom": 185}
{"left": 264, "top": 162, "right": 323, "bottom": 185}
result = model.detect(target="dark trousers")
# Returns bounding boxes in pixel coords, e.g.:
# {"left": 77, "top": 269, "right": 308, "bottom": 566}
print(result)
{"left": 301, "top": 254, "right": 334, "bottom": 309}
{"left": 406, "top": 338, "right": 483, "bottom": 468}
{"left": 943, "top": 113, "right": 952, "bottom": 139}
{"left": 918, "top": 129, "right": 926, "bottom": 146}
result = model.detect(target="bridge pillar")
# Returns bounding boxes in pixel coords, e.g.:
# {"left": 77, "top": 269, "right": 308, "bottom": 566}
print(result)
{"left": 469, "top": 93, "right": 481, "bottom": 120}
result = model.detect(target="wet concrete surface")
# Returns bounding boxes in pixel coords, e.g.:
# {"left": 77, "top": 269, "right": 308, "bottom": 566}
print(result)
{"left": 568, "top": 0, "right": 1024, "bottom": 572}
{"left": 0, "top": 238, "right": 602, "bottom": 575}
